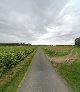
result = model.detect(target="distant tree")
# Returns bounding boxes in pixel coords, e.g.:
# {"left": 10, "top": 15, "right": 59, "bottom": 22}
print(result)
{"left": 75, "top": 37, "right": 80, "bottom": 46}
{"left": 27, "top": 43, "right": 31, "bottom": 46}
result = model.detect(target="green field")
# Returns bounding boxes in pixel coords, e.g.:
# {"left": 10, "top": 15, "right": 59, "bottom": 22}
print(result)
{"left": 0, "top": 46, "right": 37, "bottom": 92}
{"left": 1, "top": 46, "right": 80, "bottom": 92}
{"left": 43, "top": 46, "right": 80, "bottom": 92}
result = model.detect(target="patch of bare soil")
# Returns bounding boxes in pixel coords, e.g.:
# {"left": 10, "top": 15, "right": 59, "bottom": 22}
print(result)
{"left": 48, "top": 49, "right": 79, "bottom": 65}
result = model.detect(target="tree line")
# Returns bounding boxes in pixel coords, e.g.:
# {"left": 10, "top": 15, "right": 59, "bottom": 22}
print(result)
{"left": 0, "top": 43, "right": 31, "bottom": 46}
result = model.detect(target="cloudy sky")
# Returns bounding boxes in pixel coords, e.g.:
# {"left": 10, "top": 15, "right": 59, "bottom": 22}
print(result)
{"left": 0, "top": 0, "right": 80, "bottom": 45}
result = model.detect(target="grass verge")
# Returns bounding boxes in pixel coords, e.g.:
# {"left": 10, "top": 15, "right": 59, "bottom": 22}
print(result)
{"left": 43, "top": 46, "right": 80, "bottom": 92}
{"left": 0, "top": 50, "right": 36, "bottom": 92}
{"left": 56, "top": 59, "right": 80, "bottom": 92}
{"left": 43, "top": 48, "right": 70, "bottom": 57}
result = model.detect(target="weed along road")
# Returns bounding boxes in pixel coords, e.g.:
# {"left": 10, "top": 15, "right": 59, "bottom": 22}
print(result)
{"left": 17, "top": 49, "right": 71, "bottom": 92}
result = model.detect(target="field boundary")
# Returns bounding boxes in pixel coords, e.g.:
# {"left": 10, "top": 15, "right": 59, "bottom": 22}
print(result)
{"left": 0, "top": 49, "right": 36, "bottom": 92}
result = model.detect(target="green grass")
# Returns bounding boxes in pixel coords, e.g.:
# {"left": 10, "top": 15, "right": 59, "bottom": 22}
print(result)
{"left": 0, "top": 50, "right": 36, "bottom": 92}
{"left": 43, "top": 46, "right": 80, "bottom": 92}
{"left": 44, "top": 48, "right": 70, "bottom": 57}
{"left": 56, "top": 60, "right": 80, "bottom": 92}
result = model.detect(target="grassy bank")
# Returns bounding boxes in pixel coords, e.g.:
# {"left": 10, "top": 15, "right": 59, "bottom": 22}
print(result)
{"left": 43, "top": 46, "right": 72, "bottom": 57}
{"left": 0, "top": 50, "right": 36, "bottom": 92}
{"left": 56, "top": 59, "right": 80, "bottom": 92}
{"left": 44, "top": 48, "right": 70, "bottom": 57}
{"left": 43, "top": 46, "right": 80, "bottom": 92}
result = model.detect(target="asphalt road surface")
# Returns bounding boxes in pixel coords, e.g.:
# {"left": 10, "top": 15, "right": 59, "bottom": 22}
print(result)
{"left": 17, "top": 48, "right": 71, "bottom": 92}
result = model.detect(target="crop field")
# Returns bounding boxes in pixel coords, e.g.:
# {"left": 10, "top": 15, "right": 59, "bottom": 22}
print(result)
{"left": 1, "top": 46, "right": 80, "bottom": 92}
{"left": 43, "top": 46, "right": 80, "bottom": 92}
{"left": 0, "top": 46, "right": 36, "bottom": 92}
{"left": 0, "top": 46, "right": 36, "bottom": 77}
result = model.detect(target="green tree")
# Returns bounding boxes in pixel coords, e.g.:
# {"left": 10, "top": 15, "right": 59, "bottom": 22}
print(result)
{"left": 75, "top": 37, "right": 80, "bottom": 46}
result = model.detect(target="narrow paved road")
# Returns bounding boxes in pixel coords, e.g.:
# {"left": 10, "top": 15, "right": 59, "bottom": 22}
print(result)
{"left": 17, "top": 49, "right": 71, "bottom": 92}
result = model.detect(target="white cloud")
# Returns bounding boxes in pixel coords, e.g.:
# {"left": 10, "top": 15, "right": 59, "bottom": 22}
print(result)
{"left": 0, "top": 0, "right": 80, "bottom": 45}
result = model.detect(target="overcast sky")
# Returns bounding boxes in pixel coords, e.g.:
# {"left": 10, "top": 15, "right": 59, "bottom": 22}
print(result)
{"left": 0, "top": 0, "right": 80, "bottom": 45}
